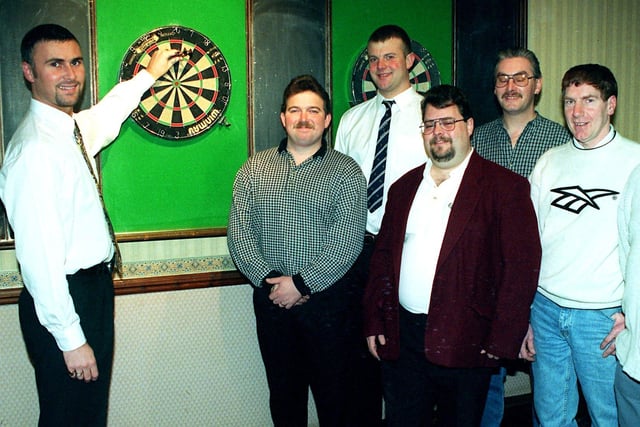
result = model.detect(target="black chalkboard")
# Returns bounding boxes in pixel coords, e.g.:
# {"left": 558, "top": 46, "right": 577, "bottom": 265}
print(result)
{"left": 249, "top": 0, "right": 329, "bottom": 154}
{"left": 453, "top": 0, "right": 527, "bottom": 127}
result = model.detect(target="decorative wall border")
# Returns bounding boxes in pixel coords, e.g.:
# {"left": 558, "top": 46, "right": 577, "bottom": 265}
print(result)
{"left": 0, "top": 255, "right": 247, "bottom": 305}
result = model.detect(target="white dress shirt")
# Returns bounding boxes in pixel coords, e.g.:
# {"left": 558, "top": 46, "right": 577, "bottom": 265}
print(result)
{"left": 335, "top": 86, "right": 426, "bottom": 234}
{"left": 0, "top": 70, "right": 155, "bottom": 351}
{"left": 399, "top": 150, "right": 473, "bottom": 314}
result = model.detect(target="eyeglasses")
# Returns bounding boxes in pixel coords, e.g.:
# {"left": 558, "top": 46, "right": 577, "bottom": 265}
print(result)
{"left": 495, "top": 72, "right": 535, "bottom": 88}
{"left": 419, "top": 118, "right": 465, "bottom": 134}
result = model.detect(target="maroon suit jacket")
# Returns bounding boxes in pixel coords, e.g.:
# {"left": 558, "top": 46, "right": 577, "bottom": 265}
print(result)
{"left": 363, "top": 151, "right": 541, "bottom": 368}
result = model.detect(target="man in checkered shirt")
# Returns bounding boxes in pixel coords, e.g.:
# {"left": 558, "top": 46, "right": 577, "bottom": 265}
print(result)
{"left": 472, "top": 48, "right": 570, "bottom": 427}
{"left": 227, "top": 74, "right": 367, "bottom": 426}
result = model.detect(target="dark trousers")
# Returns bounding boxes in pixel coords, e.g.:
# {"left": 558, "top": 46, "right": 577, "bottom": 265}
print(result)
{"left": 253, "top": 279, "right": 351, "bottom": 427}
{"left": 19, "top": 263, "right": 114, "bottom": 427}
{"left": 382, "top": 307, "right": 493, "bottom": 427}
{"left": 344, "top": 237, "right": 384, "bottom": 426}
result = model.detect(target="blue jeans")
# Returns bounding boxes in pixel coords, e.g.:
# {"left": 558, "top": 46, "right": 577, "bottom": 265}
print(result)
{"left": 480, "top": 367, "right": 506, "bottom": 427}
{"left": 615, "top": 361, "right": 640, "bottom": 427}
{"left": 530, "top": 292, "right": 619, "bottom": 427}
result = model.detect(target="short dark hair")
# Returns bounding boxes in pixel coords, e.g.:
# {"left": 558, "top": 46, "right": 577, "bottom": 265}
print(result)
{"left": 421, "top": 84, "right": 473, "bottom": 121}
{"left": 495, "top": 47, "right": 542, "bottom": 78}
{"left": 368, "top": 24, "right": 412, "bottom": 56}
{"left": 280, "top": 74, "right": 331, "bottom": 114}
{"left": 21, "top": 23, "right": 78, "bottom": 66}
{"left": 561, "top": 64, "right": 618, "bottom": 100}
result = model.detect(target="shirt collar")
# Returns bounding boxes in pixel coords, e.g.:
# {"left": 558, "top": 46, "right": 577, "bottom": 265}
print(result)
{"left": 31, "top": 98, "right": 75, "bottom": 135}
{"left": 277, "top": 137, "right": 328, "bottom": 159}
{"left": 375, "top": 86, "right": 418, "bottom": 110}
{"left": 571, "top": 125, "right": 616, "bottom": 150}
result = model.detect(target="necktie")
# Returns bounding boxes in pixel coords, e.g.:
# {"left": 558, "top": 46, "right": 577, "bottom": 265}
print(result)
{"left": 367, "top": 100, "right": 394, "bottom": 212}
{"left": 74, "top": 122, "right": 123, "bottom": 277}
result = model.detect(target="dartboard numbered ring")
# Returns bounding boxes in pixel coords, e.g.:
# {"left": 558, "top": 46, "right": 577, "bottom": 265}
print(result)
{"left": 119, "top": 26, "right": 232, "bottom": 140}
{"left": 350, "top": 40, "right": 440, "bottom": 105}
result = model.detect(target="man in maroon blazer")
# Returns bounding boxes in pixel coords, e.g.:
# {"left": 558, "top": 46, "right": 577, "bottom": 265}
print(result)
{"left": 363, "top": 84, "right": 541, "bottom": 426}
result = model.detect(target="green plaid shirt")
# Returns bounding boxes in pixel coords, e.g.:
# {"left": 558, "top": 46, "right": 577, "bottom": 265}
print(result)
{"left": 228, "top": 139, "right": 366, "bottom": 294}
{"left": 472, "top": 113, "right": 571, "bottom": 177}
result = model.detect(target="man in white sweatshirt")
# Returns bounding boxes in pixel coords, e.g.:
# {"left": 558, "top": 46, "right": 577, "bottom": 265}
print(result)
{"left": 522, "top": 64, "right": 640, "bottom": 427}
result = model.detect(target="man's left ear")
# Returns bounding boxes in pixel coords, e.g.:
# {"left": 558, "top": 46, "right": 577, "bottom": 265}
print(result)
{"left": 607, "top": 95, "right": 617, "bottom": 115}
{"left": 405, "top": 53, "right": 415, "bottom": 70}
{"left": 466, "top": 117, "right": 474, "bottom": 136}
{"left": 324, "top": 113, "right": 332, "bottom": 129}
{"left": 534, "top": 77, "right": 542, "bottom": 95}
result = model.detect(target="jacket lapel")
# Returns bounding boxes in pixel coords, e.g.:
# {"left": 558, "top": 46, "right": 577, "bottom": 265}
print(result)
{"left": 436, "top": 151, "right": 484, "bottom": 269}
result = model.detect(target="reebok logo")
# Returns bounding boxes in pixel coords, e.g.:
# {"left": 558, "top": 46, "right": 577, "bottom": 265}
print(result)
{"left": 550, "top": 185, "right": 619, "bottom": 214}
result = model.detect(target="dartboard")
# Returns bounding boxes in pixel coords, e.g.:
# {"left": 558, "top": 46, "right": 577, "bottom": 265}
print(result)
{"left": 350, "top": 40, "right": 440, "bottom": 106}
{"left": 119, "top": 26, "right": 232, "bottom": 140}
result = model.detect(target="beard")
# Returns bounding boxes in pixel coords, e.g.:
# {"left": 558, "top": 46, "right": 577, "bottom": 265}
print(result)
{"left": 429, "top": 136, "right": 455, "bottom": 163}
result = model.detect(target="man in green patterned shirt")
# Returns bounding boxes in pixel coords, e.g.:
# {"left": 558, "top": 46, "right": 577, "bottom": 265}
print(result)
{"left": 227, "top": 74, "right": 367, "bottom": 426}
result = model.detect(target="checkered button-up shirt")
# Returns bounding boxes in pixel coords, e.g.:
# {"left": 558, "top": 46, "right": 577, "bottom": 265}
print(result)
{"left": 227, "top": 139, "right": 367, "bottom": 294}
{"left": 472, "top": 113, "right": 570, "bottom": 177}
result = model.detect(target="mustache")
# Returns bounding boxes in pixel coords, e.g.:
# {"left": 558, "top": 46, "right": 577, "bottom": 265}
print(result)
{"left": 294, "top": 120, "right": 315, "bottom": 129}
{"left": 430, "top": 136, "right": 452, "bottom": 145}
{"left": 502, "top": 91, "right": 522, "bottom": 99}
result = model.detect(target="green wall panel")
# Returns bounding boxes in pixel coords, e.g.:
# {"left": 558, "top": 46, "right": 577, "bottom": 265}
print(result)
{"left": 331, "top": 0, "right": 453, "bottom": 131}
{"left": 95, "top": 1, "right": 452, "bottom": 234}
{"left": 96, "top": 1, "right": 248, "bottom": 233}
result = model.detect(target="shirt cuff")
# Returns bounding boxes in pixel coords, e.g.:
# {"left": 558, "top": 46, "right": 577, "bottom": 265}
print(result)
{"left": 55, "top": 322, "right": 87, "bottom": 352}
{"left": 292, "top": 274, "right": 311, "bottom": 296}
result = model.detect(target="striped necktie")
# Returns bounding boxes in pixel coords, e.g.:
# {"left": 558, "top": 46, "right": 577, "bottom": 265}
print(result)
{"left": 74, "top": 122, "right": 123, "bottom": 277}
{"left": 367, "top": 100, "right": 394, "bottom": 212}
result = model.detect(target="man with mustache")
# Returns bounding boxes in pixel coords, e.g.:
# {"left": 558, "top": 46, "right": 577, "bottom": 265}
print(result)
{"left": 471, "top": 48, "right": 570, "bottom": 427}
{"left": 0, "top": 24, "right": 179, "bottom": 426}
{"left": 228, "top": 75, "right": 366, "bottom": 426}
{"left": 363, "top": 84, "right": 541, "bottom": 426}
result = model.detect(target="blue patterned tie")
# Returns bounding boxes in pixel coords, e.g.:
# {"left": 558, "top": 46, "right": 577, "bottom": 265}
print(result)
{"left": 367, "top": 100, "right": 394, "bottom": 212}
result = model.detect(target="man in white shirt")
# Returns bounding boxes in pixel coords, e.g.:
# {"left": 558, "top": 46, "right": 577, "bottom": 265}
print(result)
{"left": 334, "top": 24, "right": 426, "bottom": 425}
{"left": 0, "top": 24, "right": 179, "bottom": 426}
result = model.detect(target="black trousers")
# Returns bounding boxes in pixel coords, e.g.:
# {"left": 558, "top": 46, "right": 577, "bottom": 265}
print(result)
{"left": 253, "top": 278, "right": 351, "bottom": 427}
{"left": 343, "top": 236, "right": 384, "bottom": 426}
{"left": 381, "top": 307, "right": 493, "bottom": 427}
{"left": 19, "top": 263, "right": 114, "bottom": 427}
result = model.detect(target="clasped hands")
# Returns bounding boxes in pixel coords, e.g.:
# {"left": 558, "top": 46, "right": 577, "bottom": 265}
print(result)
{"left": 266, "top": 276, "right": 309, "bottom": 309}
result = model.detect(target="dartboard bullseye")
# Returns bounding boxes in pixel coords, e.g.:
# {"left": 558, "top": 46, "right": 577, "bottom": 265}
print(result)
{"left": 119, "top": 26, "right": 232, "bottom": 140}
{"left": 350, "top": 40, "right": 440, "bottom": 106}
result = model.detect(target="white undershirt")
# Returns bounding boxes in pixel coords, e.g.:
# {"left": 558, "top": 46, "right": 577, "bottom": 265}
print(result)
{"left": 399, "top": 150, "right": 473, "bottom": 314}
